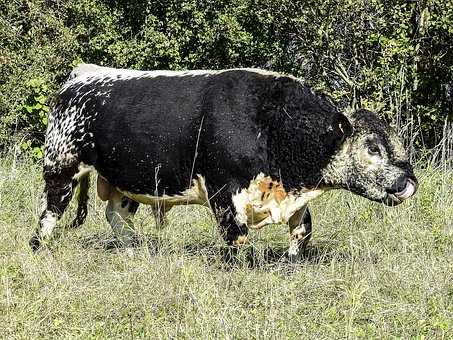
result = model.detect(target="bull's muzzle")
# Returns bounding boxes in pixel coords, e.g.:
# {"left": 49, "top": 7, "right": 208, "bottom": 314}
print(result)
{"left": 386, "top": 177, "right": 418, "bottom": 205}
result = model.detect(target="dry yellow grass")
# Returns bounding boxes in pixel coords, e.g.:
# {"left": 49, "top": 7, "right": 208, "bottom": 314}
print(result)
{"left": 1, "top": 154, "right": 452, "bottom": 339}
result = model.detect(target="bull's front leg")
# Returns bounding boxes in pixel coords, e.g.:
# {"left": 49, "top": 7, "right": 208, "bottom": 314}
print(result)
{"left": 217, "top": 205, "right": 249, "bottom": 247}
{"left": 209, "top": 183, "right": 249, "bottom": 248}
{"left": 287, "top": 205, "right": 312, "bottom": 262}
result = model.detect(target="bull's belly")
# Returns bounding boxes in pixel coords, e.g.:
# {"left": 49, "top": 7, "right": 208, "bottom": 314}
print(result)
{"left": 97, "top": 173, "right": 211, "bottom": 211}
{"left": 92, "top": 166, "right": 325, "bottom": 229}
{"left": 93, "top": 155, "right": 193, "bottom": 197}
{"left": 121, "top": 175, "right": 210, "bottom": 209}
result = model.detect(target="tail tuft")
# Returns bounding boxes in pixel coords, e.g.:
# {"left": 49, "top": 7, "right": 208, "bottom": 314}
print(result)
{"left": 68, "top": 174, "right": 90, "bottom": 228}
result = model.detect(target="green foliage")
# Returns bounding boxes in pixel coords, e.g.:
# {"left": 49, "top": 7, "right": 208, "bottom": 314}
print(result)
{"left": 18, "top": 78, "right": 49, "bottom": 159}
{"left": 1, "top": 0, "right": 451, "bottom": 151}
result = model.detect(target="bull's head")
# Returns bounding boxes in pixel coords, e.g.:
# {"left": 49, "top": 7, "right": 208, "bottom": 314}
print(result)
{"left": 323, "top": 109, "right": 418, "bottom": 205}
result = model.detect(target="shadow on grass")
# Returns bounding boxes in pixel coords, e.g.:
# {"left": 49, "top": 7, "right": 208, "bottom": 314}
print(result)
{"left": 79, "top": 232, "right": 158, "bottom": 252}
{"left": 183, "top": 239, "right": 344, "bottom": 269}
{"left": 78, "top": 233, "right": 344, "bottom": 269}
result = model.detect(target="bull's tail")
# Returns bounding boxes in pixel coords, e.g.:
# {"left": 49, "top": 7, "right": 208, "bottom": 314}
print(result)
{"left": 68, "top": 173, "right": 90, "bottom": 228}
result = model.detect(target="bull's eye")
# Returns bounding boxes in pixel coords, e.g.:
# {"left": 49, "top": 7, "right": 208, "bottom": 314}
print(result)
{"left": 367, "top": 144, "right": 381, "bottom": 156}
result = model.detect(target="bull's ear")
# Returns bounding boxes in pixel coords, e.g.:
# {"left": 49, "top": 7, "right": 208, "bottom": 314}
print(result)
{"left": 326, "top": 113, "right": 354, "bottom": 150}
{"left": 336, "top": 113, "right": 354, "bottom": 140}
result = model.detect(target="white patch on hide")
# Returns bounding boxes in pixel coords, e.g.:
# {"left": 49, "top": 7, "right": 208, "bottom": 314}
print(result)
{"left": 63, "top": 64, "right": 287, "bottom": 94}
{"left": 232, "top": 173, "right": 324, "bottom": 229}
{"left": 288, "top": 238, "right": 302, "bottom": 258}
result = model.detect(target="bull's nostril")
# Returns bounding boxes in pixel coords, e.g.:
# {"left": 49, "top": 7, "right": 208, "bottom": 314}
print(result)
{"left": 396, "top": 178, "right": 408, "bottom": 193}
{"left": 388, "top": 176, "right": 408, "bottom": 194}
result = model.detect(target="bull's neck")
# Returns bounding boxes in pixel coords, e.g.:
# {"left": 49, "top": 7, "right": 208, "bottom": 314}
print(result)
{"left": 319, "top": 138, "right": 352, "bottom": 189}
{"left": 264, "top": 110, "right": 327, "bottom": 191}
{"left": 258, "top": 78, "right": 343, "bottom": 191}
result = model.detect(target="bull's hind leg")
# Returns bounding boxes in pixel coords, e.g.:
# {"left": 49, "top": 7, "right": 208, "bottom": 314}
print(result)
{"left": 287, "top": 206, "right": 312, "bottom": 262}
{"left": 30, "top": 168, "right": 77, "bottom": 251}
{"left": 105, "top": 189, "right": 139, "bottom": 246}
{"left": 97, "top": 176, "right": 139, "bottom": 245}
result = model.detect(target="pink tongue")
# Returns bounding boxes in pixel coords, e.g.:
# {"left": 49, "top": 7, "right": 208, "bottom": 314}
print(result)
{"left": 396, "top": 181, "right": 415, "bottom": 200}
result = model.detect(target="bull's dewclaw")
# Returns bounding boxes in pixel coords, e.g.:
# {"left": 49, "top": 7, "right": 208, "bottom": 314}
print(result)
{"left": 31, "top": 64, "right": 418, "bottom": 260}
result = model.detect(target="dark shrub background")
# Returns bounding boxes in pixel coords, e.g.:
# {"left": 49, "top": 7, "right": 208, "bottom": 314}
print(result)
{"left": 1, "top": 0, "right": 451, "bottom": 157}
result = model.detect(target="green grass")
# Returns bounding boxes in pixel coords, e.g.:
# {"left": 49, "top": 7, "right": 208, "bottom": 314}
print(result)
{"left": 1, "top": 155, "right": 452, "bottom": 339}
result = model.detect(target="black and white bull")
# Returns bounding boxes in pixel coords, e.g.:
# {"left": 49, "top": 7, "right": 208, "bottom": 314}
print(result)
{"left": 30, "top": 64, "right": 418, "bottom": 259}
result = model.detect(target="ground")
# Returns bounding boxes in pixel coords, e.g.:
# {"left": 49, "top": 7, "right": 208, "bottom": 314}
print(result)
{"left": 0, "top": 153, "right": 452, "bottom": 339}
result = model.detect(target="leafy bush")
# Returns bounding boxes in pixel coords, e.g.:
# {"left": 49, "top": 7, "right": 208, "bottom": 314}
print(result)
{"left": 1, "top": 0, "right": 451, "bottom": 156}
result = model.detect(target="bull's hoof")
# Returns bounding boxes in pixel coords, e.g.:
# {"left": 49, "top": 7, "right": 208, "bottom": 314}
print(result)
{"left": 287, "top": 251, "right": 302, "bottom": 263}
{"left": 232, "top": 235, "right": 249, "bottom": 247}
{"left": 221, "top": 246, "right": 239, "bottom": 264}
{"left": 287, "top": 244, "right": 308, "bottom": 263}
{"left": 29, "top": 234, "right": 42, "bottom": 252}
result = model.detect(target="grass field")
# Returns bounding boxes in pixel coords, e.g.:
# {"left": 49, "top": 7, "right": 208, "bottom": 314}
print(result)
{"left": 1, "top": 154, "right": 452, "bottom": 339}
